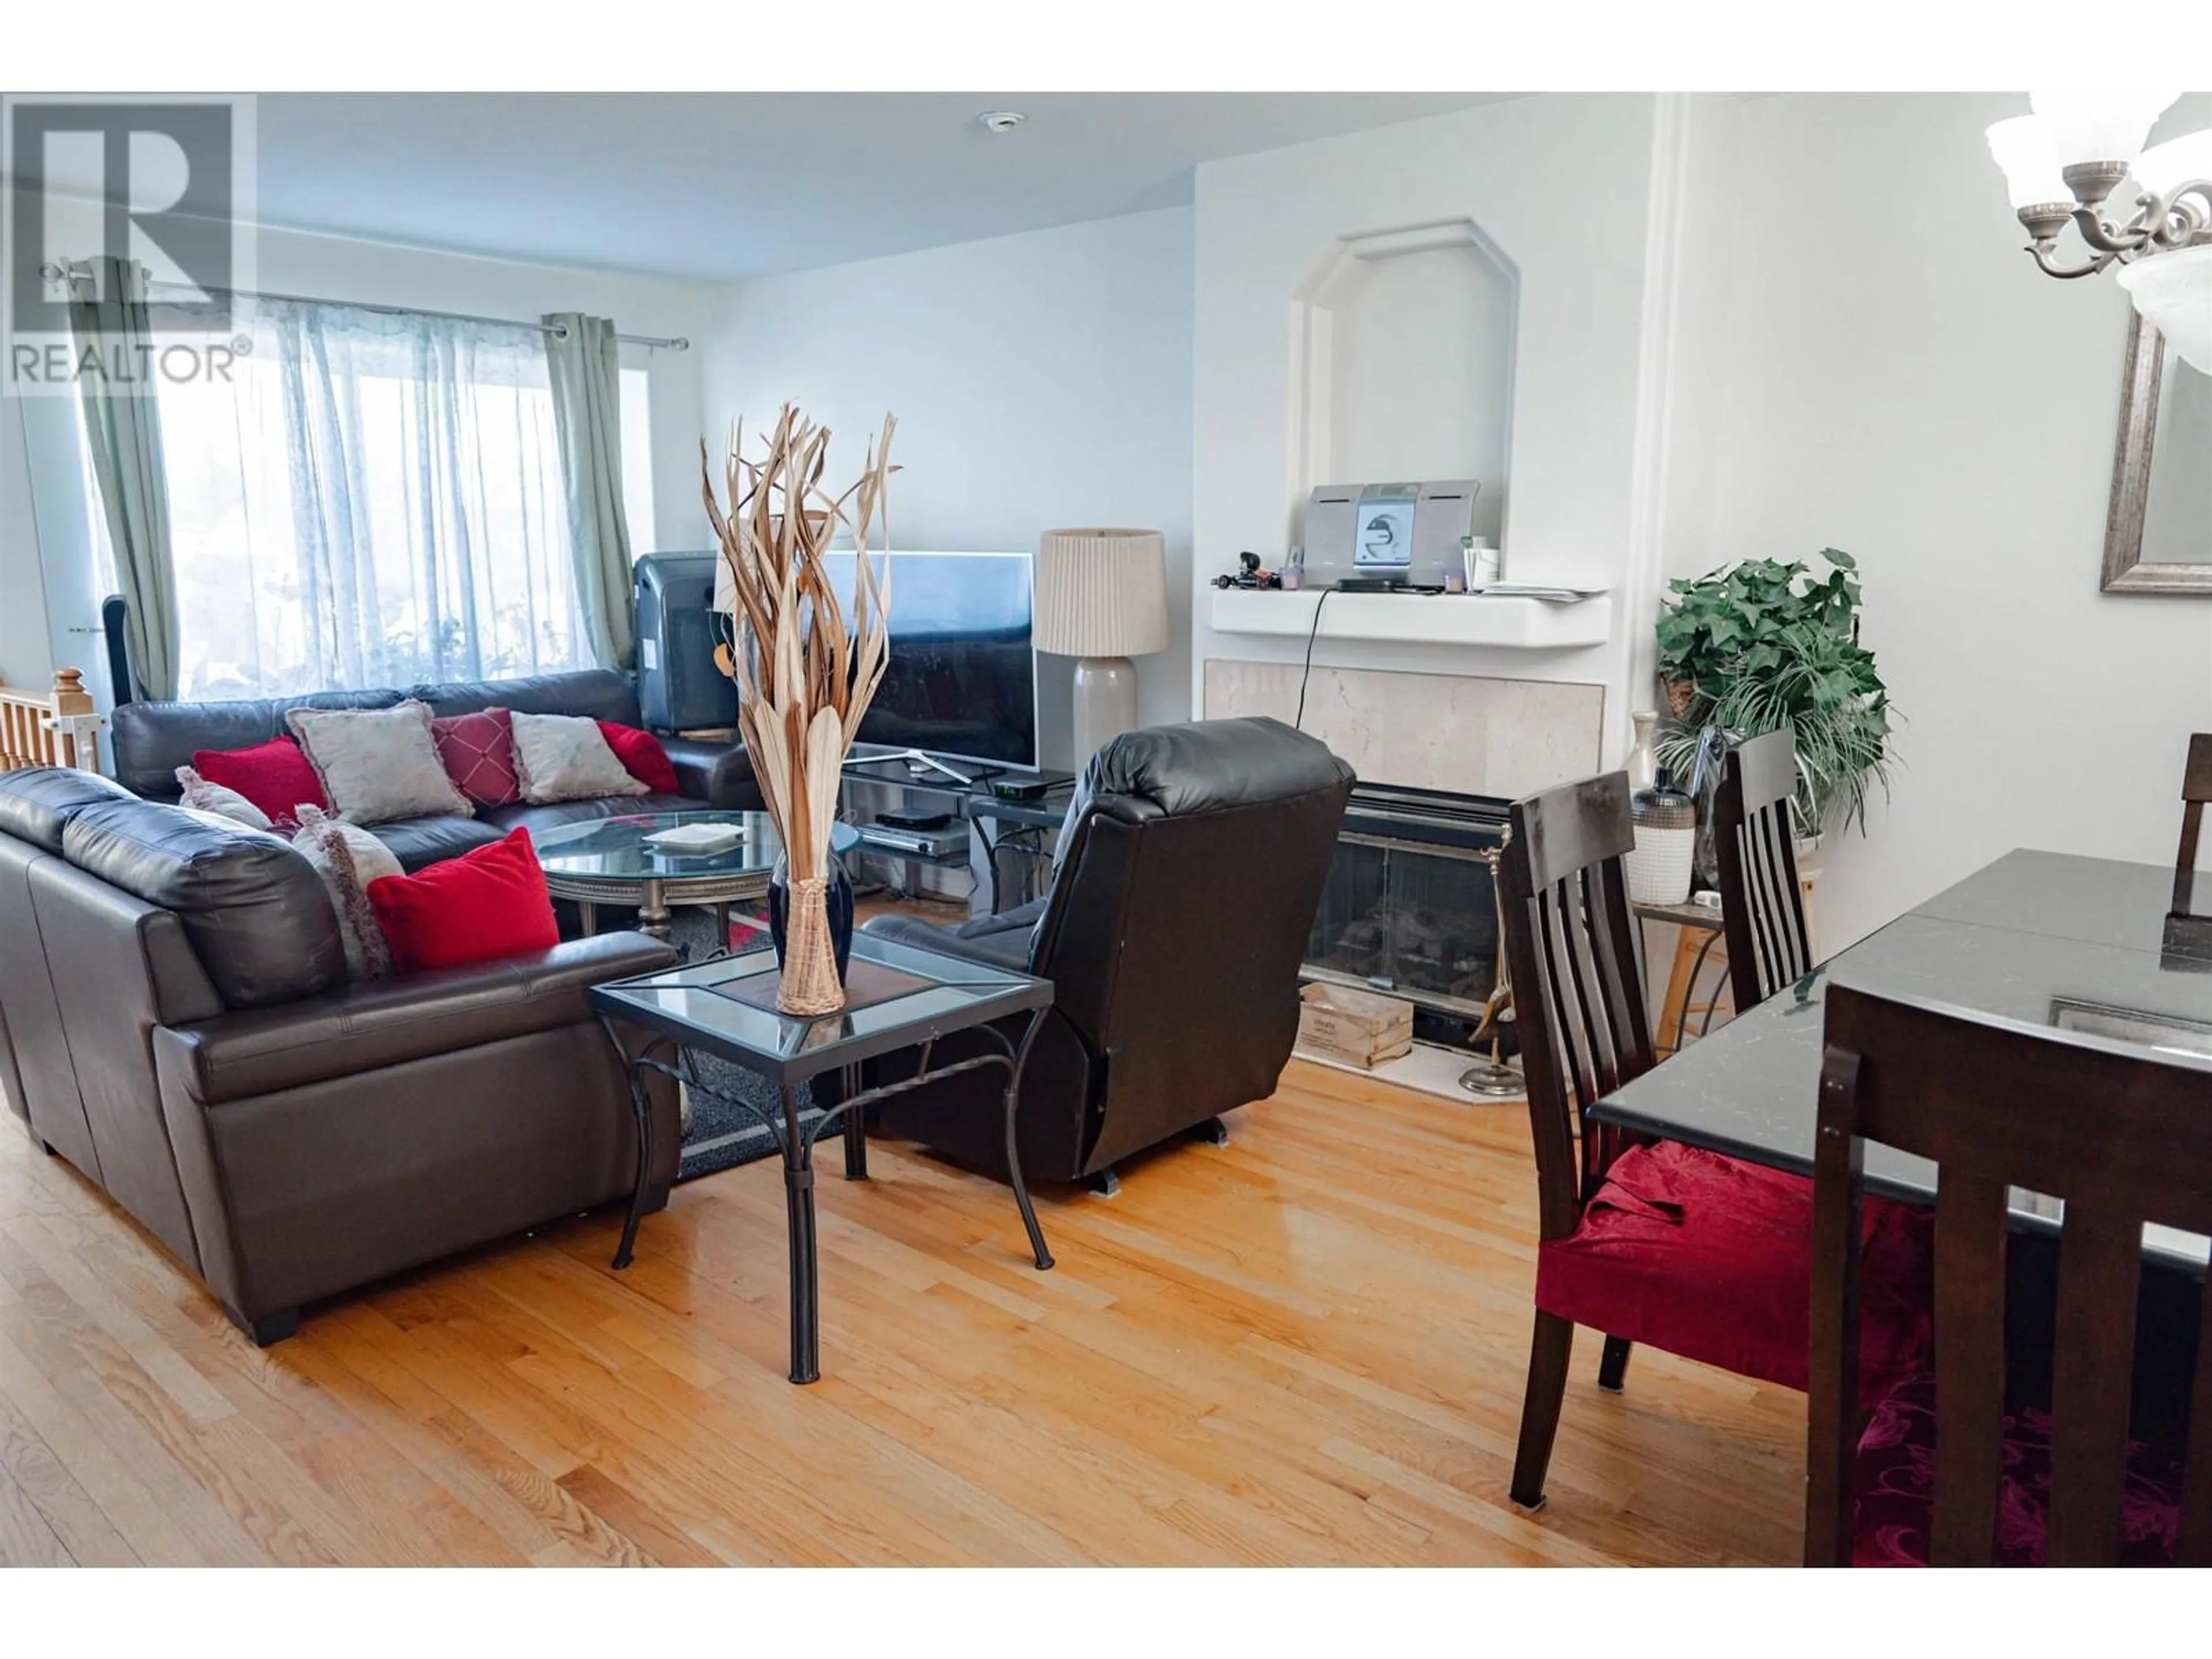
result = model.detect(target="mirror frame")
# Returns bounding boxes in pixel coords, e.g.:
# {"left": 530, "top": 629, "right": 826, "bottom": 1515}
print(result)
{"left": 2102, "top": 313, "right": 2212, "bottom": 596}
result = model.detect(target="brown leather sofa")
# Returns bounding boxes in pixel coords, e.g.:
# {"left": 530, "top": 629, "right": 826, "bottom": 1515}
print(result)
{"left": 0, "top": 766, "right": 679, "bottom": 1344}
{"left": 861, "top": 717, "right": 1353, "bottom": 1191}
{"left": 108, "top": 668, "right": 762, "bottom": 870}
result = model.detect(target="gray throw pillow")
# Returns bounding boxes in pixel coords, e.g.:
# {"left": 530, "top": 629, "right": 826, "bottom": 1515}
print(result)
{"left": 173, "top": 764, "right": 274, "bottom": 831}
{"left": 510, "top": 711, "right": 652, "bottom": 805}
{"left": 291, "top": 806, "right": 402, "bottom": 979}
{"left": 287, "top": 699, "right": 475, "bottom": 827}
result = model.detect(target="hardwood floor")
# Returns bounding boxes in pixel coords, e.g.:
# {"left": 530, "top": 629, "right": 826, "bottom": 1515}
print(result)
{"left": 0, "top": 1059, "right": 1805, "bottom": 1566}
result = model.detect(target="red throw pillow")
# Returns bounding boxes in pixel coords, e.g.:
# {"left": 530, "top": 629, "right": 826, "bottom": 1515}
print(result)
{"left": 365, "top": 828, "right": 559, "bottom": 975}
{"left": 191, "top": 737, "right": 328, "bottom": 830}
{"left": 597, "top": 721, "right": 679, "bottom": 795}
{"left": 431, "top": 707, "right": 522, "bottom": 807}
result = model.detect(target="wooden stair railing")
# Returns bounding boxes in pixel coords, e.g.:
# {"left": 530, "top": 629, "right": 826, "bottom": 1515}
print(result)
{"left": 0, "top": 668, "right": 104, "bottom": 774}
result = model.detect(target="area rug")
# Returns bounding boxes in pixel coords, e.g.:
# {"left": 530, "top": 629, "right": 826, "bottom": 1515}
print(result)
{"left": 664, "top": 907, "right": 827, "bottom": 1183}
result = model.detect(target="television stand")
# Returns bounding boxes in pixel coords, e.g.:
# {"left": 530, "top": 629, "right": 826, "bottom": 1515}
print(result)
{"left": 837, "top": 752, "right": 1074, "bottom": 919}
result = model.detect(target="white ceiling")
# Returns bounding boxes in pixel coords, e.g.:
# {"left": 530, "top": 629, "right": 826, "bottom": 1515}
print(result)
{"left": 203, "top": 92, "right": 1517, "bottom": 283}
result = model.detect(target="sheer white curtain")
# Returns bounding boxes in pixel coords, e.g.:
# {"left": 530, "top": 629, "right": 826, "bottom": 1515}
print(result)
{"left": 154, "top": 300, "right": 589, "bottom": 698}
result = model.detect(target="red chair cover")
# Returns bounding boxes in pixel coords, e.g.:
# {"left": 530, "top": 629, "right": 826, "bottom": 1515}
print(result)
{"left": 1534, "top": 1139, "right": 1932, "bottom": 1396}
{"left": 1850, "top": 1373, "right": 2183, "bottom": 1566}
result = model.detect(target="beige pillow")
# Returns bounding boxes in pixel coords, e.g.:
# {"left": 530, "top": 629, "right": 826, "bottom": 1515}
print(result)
{"left": 510, "top": 711, "right": 652, "bottom": 805}
{"left": 174, "top": 764, "right": 273, "bottom": 830}
{"left": 291, "top": 807, "right": 402, "bottom": 979}
{"left": 287, "top": 700, "right": 474, "bottom": 827}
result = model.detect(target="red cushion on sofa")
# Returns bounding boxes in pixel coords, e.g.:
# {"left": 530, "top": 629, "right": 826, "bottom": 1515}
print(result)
{"left": 190, "top": 737, "right": 328, "bottom": 830}
{"left": 1850, "top": 1373, "right": 2183, "bottom": 1566}
{"left": 365, "top": 828, "right": 559, "bottom": 974}
{"left": 597, "top": 721, "right": 680, "bottom": 794}
{"left": 431, "top": 707, "right": 522, "bottom": 807}
{"left": 1533, "top": 1139, "right": 1932, "bottom": 1399}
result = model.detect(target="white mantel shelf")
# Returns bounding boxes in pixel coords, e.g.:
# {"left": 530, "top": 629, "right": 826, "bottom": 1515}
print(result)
{"left": 1209, "top": 586, "right": 1612, "bottom": 650}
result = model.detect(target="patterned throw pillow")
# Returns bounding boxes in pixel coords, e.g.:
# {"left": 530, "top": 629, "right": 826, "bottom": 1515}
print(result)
{"left": 174, "top": 764, "right": 274, "bottom": 831}
{"left": 286, "top": 699, "right": 475, "bottom": 827}
{"left": 509, "top": 712, "right": 653, "bottom": 805}
{"left": 431, "top": 707, "right": 523, "bottom": 808}
{"left": 291, "top": 806, "right": 403, "bottom": 980}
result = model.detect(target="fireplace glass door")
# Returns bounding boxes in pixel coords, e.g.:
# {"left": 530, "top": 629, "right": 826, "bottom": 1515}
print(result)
{"left": 1304, "top": 832, "right": 1501, "bottom": 1018}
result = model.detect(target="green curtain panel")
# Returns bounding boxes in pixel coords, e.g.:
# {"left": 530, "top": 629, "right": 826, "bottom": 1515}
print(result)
{"left": 543, "top": 312, "right": 636, "bottom": 669}
{"left": 69, "top": 256, "right": 183, "bottom": 700}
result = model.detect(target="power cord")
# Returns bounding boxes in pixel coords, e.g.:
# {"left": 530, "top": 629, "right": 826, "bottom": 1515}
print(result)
{"left": 1293, "top": 588, "right": 1335, "bottom": 732}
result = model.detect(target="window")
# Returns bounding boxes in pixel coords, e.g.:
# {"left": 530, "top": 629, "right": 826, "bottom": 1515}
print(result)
{"left": 620, "top": 366, "right": 658, "bottom": 557}
{"left": 154, "top": 300, "right": 588, "bottom": 698}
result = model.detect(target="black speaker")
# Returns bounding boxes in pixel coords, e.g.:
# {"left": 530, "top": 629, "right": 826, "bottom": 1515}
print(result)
{"left": 634, "top": 554, "right": 738, "bottom": 734}
{"left": 100, "top": 594, "right": 141, "bottom": 706}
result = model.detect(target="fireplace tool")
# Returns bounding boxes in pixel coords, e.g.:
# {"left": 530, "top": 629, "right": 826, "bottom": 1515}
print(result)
{"left": 1460, "top": 830, "right": 1523, "bottom": 1098}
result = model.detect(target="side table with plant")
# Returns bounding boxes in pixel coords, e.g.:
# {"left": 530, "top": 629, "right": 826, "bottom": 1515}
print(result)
{"left": 1653, "top": 547, "right": 1897, "bottom": 848}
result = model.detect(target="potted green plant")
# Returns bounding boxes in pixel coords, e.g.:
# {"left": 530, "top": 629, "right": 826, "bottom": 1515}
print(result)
{"left": 1653, "top": 548, "right": 1896, "bottom": 841}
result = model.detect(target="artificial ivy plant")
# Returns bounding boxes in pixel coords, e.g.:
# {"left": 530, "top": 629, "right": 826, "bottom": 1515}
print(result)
{"left": 1653, "top": 548, "right": 1897, "bottom": 839}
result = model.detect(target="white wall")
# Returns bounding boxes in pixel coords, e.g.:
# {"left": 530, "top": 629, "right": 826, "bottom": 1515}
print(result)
{"left": 1191, "top": 94, "right": 1665, "bottom": 764}
{"left": 698, "top": 206, "right": 1196, "bottom": 771}
{"left": 1, "top": 211, "right": 714, "bottom": 706}
{"left": 1675, "top": 92, "right": 2212, "bottom": 949}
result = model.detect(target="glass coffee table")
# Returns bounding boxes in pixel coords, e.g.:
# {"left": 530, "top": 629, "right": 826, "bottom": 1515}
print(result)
{"left": 533, "top": 810, "right": 859, "bottom": 942}
{"left": 589, "top": 933, "right": 1057, "bottom": 1384}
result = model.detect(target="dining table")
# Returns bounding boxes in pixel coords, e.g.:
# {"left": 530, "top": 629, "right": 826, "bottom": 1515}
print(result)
{"left": 1589, "top": 848, "right": 2212, "bottom": 1278}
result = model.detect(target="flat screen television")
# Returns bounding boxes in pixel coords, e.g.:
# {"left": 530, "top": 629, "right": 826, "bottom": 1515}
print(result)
{"left": 819, "top": 548, "right": 1037, "bottom": 771}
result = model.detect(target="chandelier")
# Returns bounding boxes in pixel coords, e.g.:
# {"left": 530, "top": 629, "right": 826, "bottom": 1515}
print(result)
{"left": 1986, "top": 93, "right": 2212, "bottom": 373}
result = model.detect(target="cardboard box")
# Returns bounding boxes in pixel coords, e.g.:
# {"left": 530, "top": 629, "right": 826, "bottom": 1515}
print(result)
{"left": 1297, "top": 982, "right": 1415, "bottom": 1068}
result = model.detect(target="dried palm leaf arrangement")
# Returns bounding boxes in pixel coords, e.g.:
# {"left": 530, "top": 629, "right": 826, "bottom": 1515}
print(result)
{"left": 702, "top": 404, "right": 897, "bottom": 1014}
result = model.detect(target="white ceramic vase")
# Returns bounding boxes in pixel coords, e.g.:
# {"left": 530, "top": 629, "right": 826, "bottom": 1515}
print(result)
{"left": 1625, "top": 826, "right": 1696, "bottom": 907}
{"left": 1627, "top": 710, "right": 1659, "bottom": 795}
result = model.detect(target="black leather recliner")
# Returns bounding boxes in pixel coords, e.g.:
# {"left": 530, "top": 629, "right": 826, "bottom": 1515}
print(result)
{"left": 861, "top": 717, "right": 1353, "bottom": 1190}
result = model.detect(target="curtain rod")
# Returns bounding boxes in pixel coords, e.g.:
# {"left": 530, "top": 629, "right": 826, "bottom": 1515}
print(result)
{"left": 40, "top": 262, "right": 690, "bottom": 353}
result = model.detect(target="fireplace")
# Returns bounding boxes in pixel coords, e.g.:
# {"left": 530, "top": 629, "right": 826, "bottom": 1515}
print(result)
{"left": 1304, "top": 782, "right": 1510, "bottom": 1022}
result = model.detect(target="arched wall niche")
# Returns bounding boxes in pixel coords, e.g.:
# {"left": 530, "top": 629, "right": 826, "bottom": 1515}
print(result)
{"left": 1286, "top": 217, "right": 1520, "bottom": 550}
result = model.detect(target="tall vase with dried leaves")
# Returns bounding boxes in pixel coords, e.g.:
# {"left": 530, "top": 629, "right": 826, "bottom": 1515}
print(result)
{"left": 702, "top": 404, "right": 897, "bottom": 1016}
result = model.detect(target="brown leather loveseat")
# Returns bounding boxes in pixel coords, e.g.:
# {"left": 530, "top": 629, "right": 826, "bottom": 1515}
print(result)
{"left": 0, "top": 766, "right": 677, "bottom": 1344}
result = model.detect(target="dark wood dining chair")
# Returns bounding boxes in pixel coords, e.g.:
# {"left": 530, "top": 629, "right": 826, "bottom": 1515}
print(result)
{"left": 2175, "top": 733, "right": 2211, "bottom": 917}
{"left": 1712, "top": 728, "right": 1813, "bottom": 1015}
{"left": 1497, "top": 771, "right": 1932, "bottom": 1511}
{"left": 1497, "top": 771, "right": 1656, "bottom": 1508}
{"left": 1810, "top": 983, "right": 2212, "bottom": 1566}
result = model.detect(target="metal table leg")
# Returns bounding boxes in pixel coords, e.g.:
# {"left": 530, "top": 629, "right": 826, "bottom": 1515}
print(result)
{"left": 840, "top": 1061, "right": 868, "bottom": 1180}
{"left": 782, "top": 1083, "right": 822, "bottom": 1384}
{"left": 979, "top": 819, "right": 1002, "bottom": 916}
{"left": 1005, "top": 1007, "right": 1054, "bottom": 1271}
{"left": 601, "top": 1017, "right": 660, "bottom": 1271}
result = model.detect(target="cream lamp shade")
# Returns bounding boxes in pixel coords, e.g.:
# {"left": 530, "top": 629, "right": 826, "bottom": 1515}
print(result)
{"left": 1033, "top": 529, "right": 1170, "bottom": 659}
{"left": 1034, "top": 528, "right": 1171, "bottom": 768}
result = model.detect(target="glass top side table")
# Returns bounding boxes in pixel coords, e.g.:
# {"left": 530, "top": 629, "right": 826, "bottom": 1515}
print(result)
{"left": 589, "top": 932, "right": 1058, "bottom": 1383}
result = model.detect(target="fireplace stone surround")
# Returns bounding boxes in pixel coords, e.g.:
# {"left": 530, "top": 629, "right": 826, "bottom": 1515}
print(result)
{"left": 1203, "top": 657, "right": 1604, "bottom": 1032}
